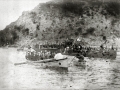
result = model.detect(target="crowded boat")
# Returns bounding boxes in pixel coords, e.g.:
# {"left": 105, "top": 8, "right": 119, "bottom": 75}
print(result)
{"left": 25, "top": 39, "right": 117, "bottom": 61}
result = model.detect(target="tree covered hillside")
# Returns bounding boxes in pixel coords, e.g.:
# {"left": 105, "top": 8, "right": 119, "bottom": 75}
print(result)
{"left": 0, "top": 0, "right": 120, "bottom": 47}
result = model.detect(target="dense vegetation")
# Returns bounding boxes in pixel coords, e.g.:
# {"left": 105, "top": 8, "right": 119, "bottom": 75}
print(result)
{"left": 0, "top": 0, "right": 120, "bottom": 47}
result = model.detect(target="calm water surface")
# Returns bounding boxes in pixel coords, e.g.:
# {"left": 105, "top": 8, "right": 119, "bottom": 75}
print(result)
{"left": 0, "top": 48, "right": 120, "bottom": 90}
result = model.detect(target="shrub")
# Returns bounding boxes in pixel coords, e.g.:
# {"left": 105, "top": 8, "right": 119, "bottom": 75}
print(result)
{"left": 75, "top": 32, "right": 79, "bottom": 36}
{"left": 77, "top": 27, "right": 82, "bottom": 33}
{"left": 86, "top": 27, "right": 95, "bottom": 35}
{"left": 60, "top": 1, "right": 85, "bottom": 16}
{"left": 105, "top": 1, "right": 120, "bottom": 17}
{"left": 103, "top": 36, "right": 106, "bottom": 41}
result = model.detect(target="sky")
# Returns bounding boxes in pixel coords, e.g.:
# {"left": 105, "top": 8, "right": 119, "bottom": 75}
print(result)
{"left": 0, "top": 0, "right": 51, "bottom": 30}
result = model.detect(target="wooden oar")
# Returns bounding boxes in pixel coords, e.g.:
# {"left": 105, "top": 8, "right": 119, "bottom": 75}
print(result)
{"left": 14, "top": 62, "right": 27, "bottom": 65}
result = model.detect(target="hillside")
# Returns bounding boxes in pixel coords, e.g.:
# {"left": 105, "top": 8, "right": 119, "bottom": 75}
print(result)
{"left": 0, "top": 0, "right": 120, "bottom": 47}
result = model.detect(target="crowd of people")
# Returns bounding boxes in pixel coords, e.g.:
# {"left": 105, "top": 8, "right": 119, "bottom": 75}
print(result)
{"left": 26, "top": 50, "right": 57, "bottom": 61}
{"left": 26, "top": 40, "right": 117, "bottom": 61}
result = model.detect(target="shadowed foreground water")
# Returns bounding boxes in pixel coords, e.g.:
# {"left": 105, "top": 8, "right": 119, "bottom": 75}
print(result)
{"left": 0, "top": 48, "right": 120, "bottom": 90}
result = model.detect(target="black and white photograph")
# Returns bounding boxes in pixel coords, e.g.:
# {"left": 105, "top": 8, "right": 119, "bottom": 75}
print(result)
{"left": 0, "top": 0, "right": 120, "bottom": 90}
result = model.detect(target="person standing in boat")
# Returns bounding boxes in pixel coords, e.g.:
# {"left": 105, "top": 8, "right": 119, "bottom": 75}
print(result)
{"left": 27, "top": 46, "right": 35, "bottom": 52}
{"left": 64, "top": 46, "right": 70, "bottom": 54}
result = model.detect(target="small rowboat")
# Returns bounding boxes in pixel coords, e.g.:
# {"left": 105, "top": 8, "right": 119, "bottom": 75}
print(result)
{"left": 27, "top": 57, "right": 67, "bottom": 63}
{"left": 26, "top": 55, "right": 80, "bottom": 68}
{"left": 27, "top": 57, "right": 70, "bottom": 68}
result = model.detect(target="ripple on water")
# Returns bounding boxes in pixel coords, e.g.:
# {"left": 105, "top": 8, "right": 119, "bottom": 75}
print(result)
{"left": 0, "top": 48, "right": 120, "bottom": 90}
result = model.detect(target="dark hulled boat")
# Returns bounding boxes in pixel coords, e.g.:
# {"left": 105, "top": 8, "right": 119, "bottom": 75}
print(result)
{"left": 25, "top": 39, "right": 117, "bottom": 65}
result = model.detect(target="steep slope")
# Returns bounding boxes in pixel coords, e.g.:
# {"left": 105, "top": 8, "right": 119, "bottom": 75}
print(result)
{"left": 1, "top": 0, "right": 120, "bottom": 47}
